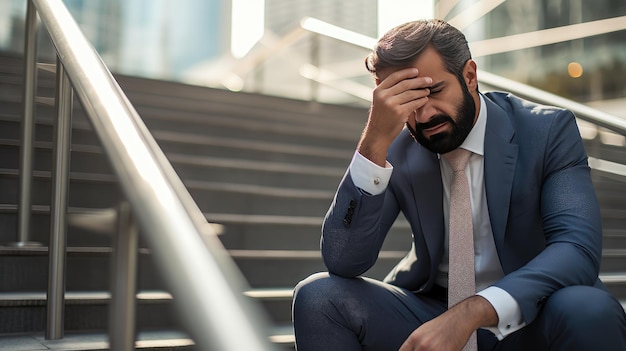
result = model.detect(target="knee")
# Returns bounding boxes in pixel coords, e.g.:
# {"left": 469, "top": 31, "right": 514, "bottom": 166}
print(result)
{"left": 292, "top": 272, "right": 360, "bottom": 317}
{"left": 293, "top": 272, "right": 349, "bottom": 308}
{"left": 292, "top": 272, "right": 339, "bottom": 325}
{"left": 293, "top": 272, "right": 332, "bottom": 309}
{"left": 537, "top": 286, "right": 626, "bottom": 349}
{"left": 543, "top": 286, "right": 623, "bottom": 327}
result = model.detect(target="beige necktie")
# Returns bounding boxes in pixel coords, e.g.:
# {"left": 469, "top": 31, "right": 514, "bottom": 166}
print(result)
{"left": 443, "top": 148, "right": 477, "bottom": 351}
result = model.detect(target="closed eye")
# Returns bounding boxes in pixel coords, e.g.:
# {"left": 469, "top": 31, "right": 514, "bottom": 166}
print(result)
{"left": 427, "top": 81, "right": 444, "bottom": 95}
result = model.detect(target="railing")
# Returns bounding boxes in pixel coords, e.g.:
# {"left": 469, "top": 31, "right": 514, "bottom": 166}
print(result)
{"left": 18, "top": 0, "right": 277, "bottom": 350}
{"left": 224, "top": 17, "right": 626, "bottom": 180}
{"left": 226, "top": 17, "right": 626, "bottom": 141}
{"left": 476, "top": 70, "right": 626, "bottom": 137}
{"left": 476, "top": 70, "right": 626, "bottom": 178}
{"left": 218, "top": 16, "right": 626, "bottom": 186}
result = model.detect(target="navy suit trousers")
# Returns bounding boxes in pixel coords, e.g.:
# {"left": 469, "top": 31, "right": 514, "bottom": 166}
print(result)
{"left": 292, "top": 272, "right": 626, "bottom": 351}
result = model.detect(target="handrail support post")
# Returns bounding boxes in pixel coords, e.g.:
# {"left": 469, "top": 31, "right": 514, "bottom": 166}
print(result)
{"left": 15, "top": 0, "right": 41, "bottom": 247}
{"left": 46, "top": 58, "right": 73, "bottom": 340}
{"left": 109, "top": 202, "right": 138, "bottom": 351}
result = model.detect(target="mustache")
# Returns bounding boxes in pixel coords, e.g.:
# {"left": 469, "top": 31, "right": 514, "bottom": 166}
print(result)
{"left": 415, "top": 114, "right": 453, "bottom": 131}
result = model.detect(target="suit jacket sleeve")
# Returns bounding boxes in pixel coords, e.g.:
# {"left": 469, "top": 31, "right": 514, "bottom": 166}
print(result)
{"left": 321, "top": 169, "right": 401, "bottom": 277}
{"left": 493, "top": 108, "right": 603, "bottom": 324}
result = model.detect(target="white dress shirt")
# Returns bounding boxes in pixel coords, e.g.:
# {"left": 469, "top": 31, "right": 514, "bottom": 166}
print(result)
{"left": 349, "top": 95, "right": 525, "bottom": 339}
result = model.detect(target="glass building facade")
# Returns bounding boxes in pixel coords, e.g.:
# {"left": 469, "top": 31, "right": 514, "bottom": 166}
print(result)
{"left": 0, "top": 0, "right": 227, "bottom": 79}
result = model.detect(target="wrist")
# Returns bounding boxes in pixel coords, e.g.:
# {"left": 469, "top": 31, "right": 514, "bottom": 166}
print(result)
{"left": 450, "top": 295, "right": 499, "bottom": 332}
{"left": 357, "top": 134, "right": 392, "bottom": 167}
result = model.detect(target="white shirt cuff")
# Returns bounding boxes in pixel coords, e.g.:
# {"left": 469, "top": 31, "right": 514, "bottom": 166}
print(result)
{"left": 477, "top": 286, "right": 526, "bottom": 340}
{"left": 349, "top": 151, "right": 393, "bottom": 195}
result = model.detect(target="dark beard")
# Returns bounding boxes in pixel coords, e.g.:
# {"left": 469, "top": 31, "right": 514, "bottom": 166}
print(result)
{"left": 407, "top": 83, "right": 476, "bottom": 154}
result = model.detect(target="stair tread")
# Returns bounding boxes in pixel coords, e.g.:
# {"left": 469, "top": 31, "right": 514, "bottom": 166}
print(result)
{"left": 153, "top": 130, "right": 353, "bottom": 159}
{"left": 4, "top": 278, "right": 626, "bottom": 303}
{"left": 0, "top": 330, "right": 193, "bottom": 351}
{"left": 1, "top": 245, "right": 623, "bottom": 259}
{"left": 0, "top": 288, "right": 295, "bottom": 303}
{"left": 0, "top": 327, "right": 296, "bottom": 350}
{"left": 0, "top": 290, "right": 172, "bottom": 306}
{"left": 0, "top": 245, "right": 408, "bottom": 258}
{"left": 0, "top": 167, "right": 338, "bottom": 195}
{"left": 268, "top": 324, "right": 295, "bottom": 345}
{"left": 0, "top": 245, "right": 147, "bottom": 255}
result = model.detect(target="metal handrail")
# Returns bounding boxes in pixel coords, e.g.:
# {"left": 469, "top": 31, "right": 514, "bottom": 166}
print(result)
{"left": 224, "top": 16, "right": 626, "bottom": 182}
{"left": 233, "top": 17, "right": 626, "bottom": 138}
{"left": 477, "top": 70, "right": 626, "bottom": 136}
{"left": 24, "top": 0, "right": 277, "bottom": 349}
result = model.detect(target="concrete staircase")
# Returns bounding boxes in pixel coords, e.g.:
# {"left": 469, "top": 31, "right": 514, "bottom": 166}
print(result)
{"left": 0, "top": 51, "right": 625, "bottom": 350}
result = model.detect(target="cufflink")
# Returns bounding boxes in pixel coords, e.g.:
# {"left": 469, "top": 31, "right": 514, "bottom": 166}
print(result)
{"left": 373, "top": 177, "right": 380, "bottom": 185}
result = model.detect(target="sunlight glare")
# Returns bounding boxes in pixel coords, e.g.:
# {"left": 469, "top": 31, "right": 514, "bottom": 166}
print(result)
{"left": 378, "top": 0, "right": 434, "bottom": 36}
{"left": 231, "top": 0, "right": 265, "bottom": 58}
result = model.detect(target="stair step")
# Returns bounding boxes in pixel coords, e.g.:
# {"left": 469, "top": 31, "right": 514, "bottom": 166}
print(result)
{"left": 0, "top": 245, "right": 403, "bottom": 291}
{"left": 0, "top": 246, "right": 163, "bottom": 292}
{"left": 0, "top": 290, "right": 172, "bottom": 306}
{"left": 268, "top": 324, "right": 295, "bottom": 349}
{"left": 604, "top": 229, "right": 626, "bottom": 249}
{"left": 0, "top": 201, "right": 414, "bottom": 250}
{"left": 0, "top": 288, "right": 294, "bottom": 331}
{"left": 0, "top": 170, "right": 335, "bottom": 216}
{"left": 139, "top": 107, "right": 359, "bottom": 150}
{"left": 0, "top": 325, "right": 296, "bottom": 351}
{"left": 153, "top": 130, "right": 353, "bottom": 167}
{"left": 600, "top": 249, "right": 626, "bottom": 273}
{"left": 208, "top": 212, "right": 412, "bottom": 251}
{"left": 2, "top": 244, "right": 625, "bottom": 293}
{"left": 116, "top": 75, "right": 368, "bottom": 129}
{"left": 0, "top": 295, "right": 178, "bottom": 334}
{"left": 0, "top": 288, "right": 291, "bottom": 305}
{"left": 0, "top": 97, "right": 361, "bottom": 151}
{"left": 0, "top": 131, "right": 352, "bottom": 177}
{"left": 0, "top": 110, "right": 97, "bottom": 146}
{"left": 0, "top": 330, "right": 194, "bottom": 351}
{"left": 172, "top": 156, "right": 345, "bottom": 190}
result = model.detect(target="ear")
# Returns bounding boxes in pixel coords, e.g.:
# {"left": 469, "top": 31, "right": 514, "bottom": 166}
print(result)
{"left": 463, "top": 59, "right": 478, "bottom": 92}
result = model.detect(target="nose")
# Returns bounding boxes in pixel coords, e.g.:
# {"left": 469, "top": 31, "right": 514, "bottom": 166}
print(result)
{"left": 414, "top": 101, "right": 438, "bottom": 124}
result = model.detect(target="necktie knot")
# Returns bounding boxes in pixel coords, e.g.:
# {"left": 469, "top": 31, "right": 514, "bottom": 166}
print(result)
{"left": 443, "top": 148, "right": 471, "bottom": 172}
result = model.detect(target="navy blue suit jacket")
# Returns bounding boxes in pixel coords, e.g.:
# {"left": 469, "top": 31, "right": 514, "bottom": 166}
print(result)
{"left": 321, "top": 92, "right": 603, "bottom": 325}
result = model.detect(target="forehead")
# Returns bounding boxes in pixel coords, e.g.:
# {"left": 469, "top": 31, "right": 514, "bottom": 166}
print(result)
{"left": 377, "top": 46, "right": 451, "bottom": 81}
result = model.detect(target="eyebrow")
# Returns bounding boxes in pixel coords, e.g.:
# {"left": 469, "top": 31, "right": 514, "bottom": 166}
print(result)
{"left": 428, "top": 81, "right": 445, "bottom": 90}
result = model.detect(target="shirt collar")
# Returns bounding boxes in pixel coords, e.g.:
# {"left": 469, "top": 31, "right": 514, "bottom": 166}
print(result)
{"left": 458, "top": 94, "right": 486, "bottom": 156}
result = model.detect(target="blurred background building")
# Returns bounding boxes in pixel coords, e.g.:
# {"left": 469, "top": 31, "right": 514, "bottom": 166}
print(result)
{"left": 1, "top": 0, "right": 625, "bottom": 113}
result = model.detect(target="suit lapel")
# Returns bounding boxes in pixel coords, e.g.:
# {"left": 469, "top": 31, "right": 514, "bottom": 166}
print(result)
{"left": 483, "top": 96, "right": 518, "bottom": 255}
{"left": 407, "top": 144, "right": 444, "bottom": 285}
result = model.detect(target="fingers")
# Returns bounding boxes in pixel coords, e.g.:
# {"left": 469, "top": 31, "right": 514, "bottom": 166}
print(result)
{"left": 378, "top": 68, "right": 431, "bottom": 89}
{"left": 378, "top": 68, "right": 433, "bottom": 95}
{"left": 361, "top": 67, "right": 433, "bottom": 153}
{"left": 374, "top": 68, "right": 432, "bottom": 115}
